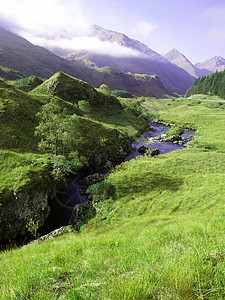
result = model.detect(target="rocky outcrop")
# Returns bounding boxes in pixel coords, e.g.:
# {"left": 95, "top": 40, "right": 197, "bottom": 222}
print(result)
{"left": 0, "top": 187, "right": 53, "bottom": 242}
{"left": 29, "top": 226, "right": 73, "bottom": 245}
{"left": 69, "top": 200, "right": 95, "bottom": 229}
{"left": 81, "top": 173, "right": 105, "bottom": 187}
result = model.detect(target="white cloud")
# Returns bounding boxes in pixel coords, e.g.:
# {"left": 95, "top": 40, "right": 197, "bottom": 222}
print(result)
{"left": 31, "top": 36, "right": 142, "bottom": 57}
{"left": 0, "top": 0, "right": 90, "bottom": 38}
{"left": 132, "top": 21, "right": 158, "bottom": 39}
{"left": 0, "top": 0, "right": 144, "bottom": 57}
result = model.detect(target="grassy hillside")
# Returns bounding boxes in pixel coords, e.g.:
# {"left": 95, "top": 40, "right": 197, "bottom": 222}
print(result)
{"left": 0, "top": 97, "right": 224, "bottom": 299}
{"left": 186, "top": 69, "right": 225, "bottom": 98}
{"left": 0, "top": 73, "right": 148, "bottom": 204}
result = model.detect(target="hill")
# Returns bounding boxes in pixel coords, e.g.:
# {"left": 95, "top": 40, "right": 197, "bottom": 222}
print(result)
{"left": 64, "top": 25, "right": 195, "bottom": 94}
{"left": 165, "top": 49, "right": 211, "bottom": 78}
{"left": 186, "top": 69, "right": 225, "bottom": 98}
{"left": 0, "top": 72, "right": 152, "bottom": 242}
{"left": 195, "top": 56, "right": 225, "bottom": 73}
{"left": 0, "top": 27, "right": 173, "bottom": 98}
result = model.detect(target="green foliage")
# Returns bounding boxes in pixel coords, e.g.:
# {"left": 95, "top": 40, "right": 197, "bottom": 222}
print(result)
{"left": 119, "top": 97, "right": 154, "bottom": 121}
{"left": 78, "top": 100, "right": 92, "bottom": 113}
{"left": 35, "top": 98, "right": 77, "bottom": 156}
{"left": 186, "top": 69, "right": 225, "bottom": 98}
{"left": 51, "top": 153, "right": 87, "bottom": 181}
{"left": 99, "top": 84, "right": 111, "bottom": 95}
{"left": 87, "top": 181, "right": 116, "bottom": 202}
{"left": 26, "top": 218, "right": 39, "bottom": 238}
{"left": 13, "top": 75, "right": 43, "bottom": 92}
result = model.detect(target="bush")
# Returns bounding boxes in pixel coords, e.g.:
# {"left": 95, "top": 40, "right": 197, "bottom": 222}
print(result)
{"left": 87, "top": 181, "right": 116, "bottom": 203}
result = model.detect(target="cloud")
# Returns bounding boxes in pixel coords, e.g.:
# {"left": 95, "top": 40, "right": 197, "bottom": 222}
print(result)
{"left": 132, "top": 21, "right": 158, "bottom": 39}
{"left": 31, "top": 36, "right": 143, "bottom": 57}
{"left": 0, "top": 0, "right": 90, "bottom": 38}
{"left": 0, "top": 0, "right": 143, "bottom": 57}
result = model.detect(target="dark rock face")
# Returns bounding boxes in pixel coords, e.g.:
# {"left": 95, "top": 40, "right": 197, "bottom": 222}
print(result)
{"left": 69, "top": 200, "right": 95, "bottom": 229}
{"left": 81, "top": 173, "right": 105, "bottom": 187}
{"left": 0, "top": 188, "right": 52, "bottom": 242}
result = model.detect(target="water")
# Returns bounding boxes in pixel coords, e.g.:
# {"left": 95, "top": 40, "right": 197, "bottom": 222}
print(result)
{"left": 41, "top": 122, "right": 195, "bottom": 231}
{"left": 125, "top": 122, "right": 195, "bottom": 160}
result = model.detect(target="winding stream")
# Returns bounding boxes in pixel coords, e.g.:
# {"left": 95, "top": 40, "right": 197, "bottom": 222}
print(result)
{"left": 41, "top": 122, "right": 195, "bottom": 233}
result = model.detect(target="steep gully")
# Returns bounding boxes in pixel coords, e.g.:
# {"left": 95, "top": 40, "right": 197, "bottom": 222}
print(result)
{"left": 41, "top": 122, "right": 195, "bottom": 234}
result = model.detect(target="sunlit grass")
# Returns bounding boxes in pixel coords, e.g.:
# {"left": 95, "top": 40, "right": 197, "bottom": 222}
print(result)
{"left": 0, "top": 97, "right": 225, "bottom": 299}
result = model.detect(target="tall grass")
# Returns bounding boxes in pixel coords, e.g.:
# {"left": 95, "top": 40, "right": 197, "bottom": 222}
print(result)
{"left": 0, "top": 97, "right": 225, "bottom": 299}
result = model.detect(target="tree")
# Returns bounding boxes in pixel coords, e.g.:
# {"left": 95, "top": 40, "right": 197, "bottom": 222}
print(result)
{"left": 35, "top": 98, "right": 75, "bottom": 155}
{"left": 35, "top": 98, "right": 87, "bottom": 180}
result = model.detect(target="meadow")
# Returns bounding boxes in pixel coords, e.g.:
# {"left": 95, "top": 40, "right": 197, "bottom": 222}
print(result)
{"left": 0, "top": 96, "right": 224, "bottom": 299}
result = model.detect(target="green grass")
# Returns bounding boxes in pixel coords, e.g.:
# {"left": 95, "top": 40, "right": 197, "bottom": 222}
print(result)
{"left": 0, "top": 97, "right": 224, "bottom": 299}
{"left": 0, "top": 151, "right": 52, "bottom": 202}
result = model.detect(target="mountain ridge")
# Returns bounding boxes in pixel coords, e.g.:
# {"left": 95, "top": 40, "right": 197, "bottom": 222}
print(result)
{"left": 195, "top": 56, "right": 225, "bottom": 72}
{"left": 0, "top": 27, "right": 173, "bottom": 98}
{"left": 165, "top": 49, "right": 211, "bottom": 78}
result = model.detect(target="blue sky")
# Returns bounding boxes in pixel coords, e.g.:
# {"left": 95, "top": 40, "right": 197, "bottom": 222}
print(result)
{"left": 0, "top": 0, "right": 225, "bottom": 63}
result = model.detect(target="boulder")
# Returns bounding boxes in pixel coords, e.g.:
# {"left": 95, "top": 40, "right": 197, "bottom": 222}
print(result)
{"left": 151, "top": 149, "right": 161, "bottom": 156}
{"left": 0, "top": 187, "right": 53, "bottom": 242}
{"left": 137, "top": 145, "right": 147, "bottom": 153}
{"left": 69, "top": 200, "right": 95, "bottom": 229}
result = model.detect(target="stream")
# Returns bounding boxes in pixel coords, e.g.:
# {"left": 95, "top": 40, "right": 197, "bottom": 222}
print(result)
{"left": 40, "top": 122, "right": 195, "bottom": 233}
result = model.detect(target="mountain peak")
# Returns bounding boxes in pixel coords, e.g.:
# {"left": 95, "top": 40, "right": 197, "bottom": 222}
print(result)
{"left": 195, "top": 56, "right": 225, "bottom": 72}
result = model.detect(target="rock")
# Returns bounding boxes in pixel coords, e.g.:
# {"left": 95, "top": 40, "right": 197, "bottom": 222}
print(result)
{"left": 137, "top": 145, "right": 147, "bottom": 153}
{"left": 151, "top": 149, "right": 161, "bottom": 156}
{"left": 82, "top": 173, "right": 104, "bottom": 187}
{"left": 69, "top": 200, "right": 95, "bottom": 229}
{"left": 0, "top": 187, "right": 53, "bottom": 242}
{"left": 29, "top": 226, "right": 73, "bottom": 244}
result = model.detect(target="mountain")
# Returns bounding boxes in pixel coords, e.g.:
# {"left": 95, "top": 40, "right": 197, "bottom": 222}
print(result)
{"left": 64, "top": 25, "right": 195, "bottom": 95}
{"left": 165, "top": 49, "right": 211, "bottom": 78}
{"left": 195, "top": 56, "right": 225, "bottom": 73}
{"left": 0, "top": 27, "right": 173, "bottom": 98}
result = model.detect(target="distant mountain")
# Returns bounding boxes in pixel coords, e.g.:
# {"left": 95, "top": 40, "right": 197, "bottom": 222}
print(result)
{"left": 195, "top": 56, "right": 225, "bottom": 73}
{"left": 64, "top": 25, "right": 195, "bottom": 95}
{"left": 0, "top": 27, "right": 173, "bottom": 98}
{"left": 165, "top": 49, "right": 211, "bottom": 78}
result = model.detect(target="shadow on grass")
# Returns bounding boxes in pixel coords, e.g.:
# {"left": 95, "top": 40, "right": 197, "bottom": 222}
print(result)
{"left": 115, "top": 171, "right": 184, "bottom": 197}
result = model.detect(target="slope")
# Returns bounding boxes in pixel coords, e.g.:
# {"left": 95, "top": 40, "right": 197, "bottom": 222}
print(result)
{"left": 0, "top": 27, "right": 173, "bottom": 98}
{"left": 195, "top": 56, "right": 225, "bottom": 72}
{"left": 165, "top": 49, "right": 211, "bottom": 77}
{"left": 64, "top": 25, "right": 195, "bottom": 94}
{"left": 186, "top": 69, "right": 225, "bottom": 98}
{"left": 0, "top": 97, "right": 224, "bottom": 299}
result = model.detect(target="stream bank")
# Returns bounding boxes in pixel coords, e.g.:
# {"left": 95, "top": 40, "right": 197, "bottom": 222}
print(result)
{"left": 40, "top": 121, "right": 195, "bottom": 234}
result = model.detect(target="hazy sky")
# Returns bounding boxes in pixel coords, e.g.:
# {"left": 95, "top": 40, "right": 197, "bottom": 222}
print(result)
{"left": 0, "top": 0, "right": 224, "bottom": 63}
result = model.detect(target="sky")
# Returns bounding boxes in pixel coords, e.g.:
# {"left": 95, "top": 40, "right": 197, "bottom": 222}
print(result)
{"left": 0, "top": 0, "right": 224, "bottom": 63}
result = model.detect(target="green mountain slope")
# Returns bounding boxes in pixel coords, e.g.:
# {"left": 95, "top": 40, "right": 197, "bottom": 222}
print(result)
{"left": 186, "top": 69, "right": 225, "bottom": 98}
{"left": 0, "top": 72, "right": 151, "bottom": 241}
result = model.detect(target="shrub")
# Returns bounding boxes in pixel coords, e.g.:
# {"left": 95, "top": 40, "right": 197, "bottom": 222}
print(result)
{"left": 87, "top": 181, "right": 116, "bottom": 203}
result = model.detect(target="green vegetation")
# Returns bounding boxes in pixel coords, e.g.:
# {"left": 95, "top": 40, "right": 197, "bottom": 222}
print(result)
{"left": 0, "top": 96, "right": 224, "bottom": 299}
{"left": 186, "top": 69, "right": 225, "bottom": 98}
{"left": 0, "top": 72, "right": 148, "bottom": 203}
{"left": 13, "top": 76, "right": 43, "bottom": 92}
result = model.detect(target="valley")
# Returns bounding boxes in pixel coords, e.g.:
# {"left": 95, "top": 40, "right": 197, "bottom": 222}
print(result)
{"left": 0, "top": 22, "right": 225, "bottom": 300}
